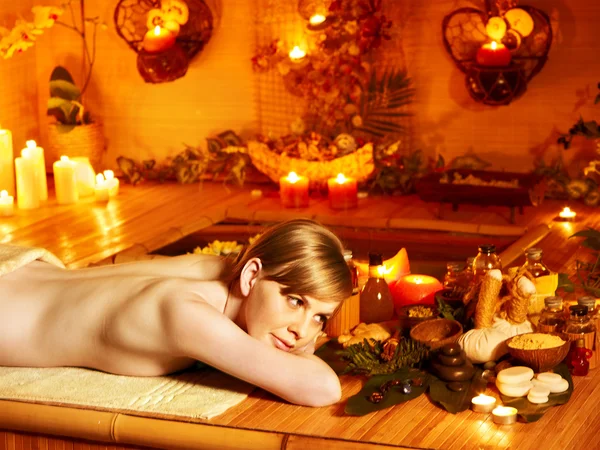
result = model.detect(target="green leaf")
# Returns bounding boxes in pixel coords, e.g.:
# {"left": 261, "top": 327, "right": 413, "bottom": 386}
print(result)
{"left": 47, "top": 97, "right": 73, "bottom": 124}
{"left": 557, "top": 272, "right": 575, "bottom": 293}
{"left": 501, "top": 364, "right": 573, "bottom": 423}
{"left": 344, "top": 369, "right": 429, "bottom": 416}
{"left": 49, "top": 79, "right": 81, "bottom": 101}
{"left": 428, "top": 368, "right": 488, "bottom": 414}
{"left": 50, "top": 65, "right": 75, "bottom": 83}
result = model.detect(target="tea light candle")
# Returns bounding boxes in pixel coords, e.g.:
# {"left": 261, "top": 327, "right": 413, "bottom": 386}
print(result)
{"left": 279, "top": 171, "right": 309, "bottom": 208}
{"left": 309, "top": 14, "right": 326, "bottom": 26}
{"left": 142, "top": 25, "right": 176, "bottom": 53}
{"left": 0, "top": 189, "right": 14, "bottom": 216}
{"left": 103, "top": 170, "right": 119, "bottom": 197}
{"left": 492, "top": 406, "right": 518, "bottom": 425}
{"left": 95, "top": 173, "right": 110, "bottom": 202}
{"left": 558, "top": 207, "right": 576, "bottom": 221}
{"left": 0, "top": 126, "right": 15, "bottom": 196}
{"left": 289, "top": 46, "right": 307, "bottom": 62}
{"left": 476, "top": 41, "right": 511, "bottom": 67}
{"left": 23, "top": 140, "right": 48, "bottom": 201}
{"left": 71, "top": 156, "right": 96, "bottom": 197}
{"left": 53, "top": 156, "right": 79, "bottom": 205}
{"left": 328, "top": 173, "right": 358, "bottom": 210}
{"left": 471, "top": 394, "right": 497, "bottom": 413}
{"left": 390, "top": 274, "right": 444, "bottom": 310}
{"left": 15, "top": 148, "right": 40, "bottom": 210}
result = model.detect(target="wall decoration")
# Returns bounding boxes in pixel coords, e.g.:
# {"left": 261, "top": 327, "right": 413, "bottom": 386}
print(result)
{"left": 114, "top": 0, "right": 213, "bottom": 83}
{"left": 442, "top": 0, "right": 552, "bottom": 106}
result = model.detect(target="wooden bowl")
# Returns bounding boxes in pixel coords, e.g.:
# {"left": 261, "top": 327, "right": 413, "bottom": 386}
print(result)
{"left": 397, "top": 305, "right": 439, "bottom": 329}
{"left": 409, "top": 318, "right": 463, "bottom": 350}
{"left": 506, "top": 332, "right": 570, "bottom": 373}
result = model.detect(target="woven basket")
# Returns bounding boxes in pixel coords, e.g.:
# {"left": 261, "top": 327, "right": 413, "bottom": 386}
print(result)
{"left": 46, "top": 123, "right": 106, "bottom": 173}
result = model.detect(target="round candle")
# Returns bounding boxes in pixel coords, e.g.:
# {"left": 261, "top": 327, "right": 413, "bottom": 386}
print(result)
{"left": 95, "top": 173, "right": 110, "bottom": 203}
{"left": 328, "top": 173, "right": 358, "bottom": 210}
{"left": 558, "top": 207, "right": 576, "bottom": 221}
{"left": 492, "top": 406, "right": 518, "bottom": 425}
{"left": 103, "top": 170, "right": 120, "bottom": 197}
{"left": 0, "top": 189, "right": 14, "bottom": 216}
{"left": 279, "top": 172, "right": 309, "bottom": 208}
{"left": 15, "top": 148, "right": 40, "bottom": 210}
{"left": 471, "top": 394, "right": 497, "bottom": 413}
{"left": 23, "top": 140, "right": 48, "bottom": 201}
{"left": 53, "top": 156, "right": 79, "bottom": 205}
{"left": 71, "top": 156, "right": 96, "bottom": 197}
{"left": 142, "top": 26, "right": 176, "bottom": 53}
{"left": 476, "top": 41, "right": 511, "bottom": 67}
{"left": 0, "top": 127, "right": 15, "bottom": 196}
{"left": 390, "top": 274, "right": 443, "bottom": 311}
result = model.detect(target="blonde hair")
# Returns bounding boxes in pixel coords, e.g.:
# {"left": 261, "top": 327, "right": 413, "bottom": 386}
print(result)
{"left": 228, "top": 219, "right": 352, "bottom": 304}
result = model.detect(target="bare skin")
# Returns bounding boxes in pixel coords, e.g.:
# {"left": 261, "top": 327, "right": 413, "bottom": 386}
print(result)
{"left": 0, "top": 254, "right": 342, "bottom": 407}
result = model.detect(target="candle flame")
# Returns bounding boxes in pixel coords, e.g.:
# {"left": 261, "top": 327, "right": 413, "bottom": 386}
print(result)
{"left": 0, "top": 190, "right": 7, "bottom": 198}
{"left": 96, "top": 173, "right": 105, "bottom": 183}
{"left": 287, "top": 171, "right": 300, "bottom": 183}
{"left": 559, "top": 207, "right": 576, "bottom": 218}
{"left": 60, "top": 155, "right": 70, "bottom": 162}
{"left": 103, "top": 170, "right": 114, "bottom": 180}
{"left": 309, "top": 14, "right": 326, "bottom": 25}
{"left": 335, "top": 173, "right": 347, "bottom": 184}
{"left": 26, "top": 140, "right": 37, "bottom": 149}
{"left": 153, "top": 25, "right": 161, "bottom": 35}
{"left": 491, "top": 41, "right": 498, "bottom": 50}
{"left": 289, "top": 46, "right": 306, "bottom": 60}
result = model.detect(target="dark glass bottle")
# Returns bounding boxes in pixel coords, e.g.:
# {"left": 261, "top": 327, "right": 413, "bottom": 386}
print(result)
{"left": 472, "top": 244, "right": 502, "bottom": 284}
{"left": 359, "top": 253, "right": 394, "bottom": 323}
{"left": 521, "top": 247, "right": 551, "bottom": 277}
{"left": 564, "top": 305, "right": 595, "bottom": 334}
{"left": 538, "top": 296, "right": 566, "bottom": 333}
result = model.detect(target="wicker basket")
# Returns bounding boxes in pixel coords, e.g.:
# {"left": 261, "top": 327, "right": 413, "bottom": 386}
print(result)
{"left": 46, "top": 123, "right": 106, "bottom": 173}
{"left": 410, "top": 318, "right": 463, "bottom": 350}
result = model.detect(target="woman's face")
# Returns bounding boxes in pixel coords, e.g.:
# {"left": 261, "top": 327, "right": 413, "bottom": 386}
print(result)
{"left": 241, "top": 278, "right": 340, "bottom": 353}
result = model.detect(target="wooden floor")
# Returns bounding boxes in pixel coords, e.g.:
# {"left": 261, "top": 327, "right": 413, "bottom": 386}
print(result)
{"left": 1, "top": 180, "right": 599, "bottom": 450}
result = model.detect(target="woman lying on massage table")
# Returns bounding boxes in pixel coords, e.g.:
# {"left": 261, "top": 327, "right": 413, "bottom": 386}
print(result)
{"left": 0, "top": 219, "right": 352, "bottom": 407}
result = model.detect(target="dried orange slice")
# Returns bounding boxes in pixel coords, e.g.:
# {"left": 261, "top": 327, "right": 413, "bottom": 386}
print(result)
{"left": 486, "top": 16, "right": 507, "bottom": 41}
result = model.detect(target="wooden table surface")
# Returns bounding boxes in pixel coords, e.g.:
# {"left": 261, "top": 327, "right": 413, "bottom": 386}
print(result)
{"left": 1, "top": 180, "right": 599, "bottom": 450}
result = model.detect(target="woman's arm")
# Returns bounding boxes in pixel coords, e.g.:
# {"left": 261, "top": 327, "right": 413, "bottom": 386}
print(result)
{"left": 164, "top": 296, "right": 342, "bottom": 407}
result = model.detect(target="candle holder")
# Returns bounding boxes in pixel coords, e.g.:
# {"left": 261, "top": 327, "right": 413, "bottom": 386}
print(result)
{"left": 137, "top": 44, "right": 189, "bottom": 84}
{"left": 471, "top": 394, "right": 497, "bottom": 413}
{"left": 465, "top": 64, "right": 527, "bottom": 106}
{"left": 492, "top": 406, "right": 518, "bottom": 425}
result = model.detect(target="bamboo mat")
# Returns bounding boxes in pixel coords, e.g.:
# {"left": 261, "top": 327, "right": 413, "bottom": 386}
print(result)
{"left": 0, "top": 365, "right": 254, "bottom": 421}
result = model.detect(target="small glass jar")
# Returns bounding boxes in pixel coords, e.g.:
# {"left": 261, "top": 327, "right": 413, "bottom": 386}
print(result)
{"left": 578, "top": 296, "right": 597, "bottom": 318}
{"left": 538, "top": 296, "right": 566, "bottom": 333}
{"left": 564, "top": 305, "right": 596, "bottom": 335}
{"left": 360, "top": 252, "right": 394, "bottom": 323}
{"left": 443, "top": 262, "right": 462, "bottom": 290}
{"left": 521, "top": 247, "right": 552, "bottom": 278}
{"left": 473, "top": 244, "right": 502, "bottom": 283}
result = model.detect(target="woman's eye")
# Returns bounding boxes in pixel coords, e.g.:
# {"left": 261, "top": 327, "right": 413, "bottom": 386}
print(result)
{"left": 315, "top": 315, "right": 327, "bottom": 325}
{"left": 288, "top": 296, "right": 303, "bottom": 308}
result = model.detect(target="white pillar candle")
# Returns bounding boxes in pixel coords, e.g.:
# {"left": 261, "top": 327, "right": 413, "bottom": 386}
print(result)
{"left": 15, "top": 148, "right": 40, "bottom": 210}
{"left": 71, "top": 156, "right": 96, "bottom": 197}
{"left": 0, "top": 189, "right": 14, "bottom": 216}
{"left": 23, "top": 140, "right": 48, "bottom": 201}
{"left": 53, "top": 156, "right": 79, "bottom": 205}
{"left": 0, "top": 127, "right": 15, "bottom": 196}
{"left": 103, "top": 170, "right": 119, "bottom": 197}
{"left": 94, "top": 173, "right": 110, "bottom": 202}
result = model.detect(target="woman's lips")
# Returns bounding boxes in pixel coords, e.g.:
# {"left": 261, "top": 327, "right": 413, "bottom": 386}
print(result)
{"left": 272, "top": 335, "right": 293, "bottom": 352}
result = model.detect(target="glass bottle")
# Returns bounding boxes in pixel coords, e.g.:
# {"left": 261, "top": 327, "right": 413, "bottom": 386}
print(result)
{"left": 344, "top": 249, "right": 360, "bottom": 295}
{"left": 578, "top": 296, "right": 597, "bottom": 319}
{"left": 564, "top": 305, "right": 595, "bottom": 335}
{"left": 521, "top": 247, "right": 552, "bottom": 277}
{"left": 325, "top": 250, "right": 361, "bottom": 337}
{"left": 538, "top": 296, "right": 566, "bottom": 333}
{"left": 472, "top": 244, "right": 502, "bottom": 284}
{"left": 359, "top": 252, "right": 394, "bottom": 323}
{"left": 443, "top": 262, "right": 462, "bottom": 290}
{"left": 567, "top": 338, "right": 593, "bottom": 376}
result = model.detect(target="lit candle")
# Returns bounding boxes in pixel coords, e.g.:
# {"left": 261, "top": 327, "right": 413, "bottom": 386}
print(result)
{"left": 328, "top": 173, "right": 358, "bottom": 210}
{"left": 95, "top": 173, "right": 110, "bottom": 203}
{"left": 558, "top": 207, "right": 576, "bottom": 221}
{"left": 53, "top": 156, "right": 79, "bottom": 205}
{"left": 142, "top": 26, "right": 176, "bottom": 53}
{"left": 476, "top": 41, "right": 511, "bottom": 67}
{"left": 279, "top": 171, "right": 309, "bottom": 208}
{"left": 289, "top": 46, "right": 307, "bottom": 61}
{"left": 23, "top": 140, "right": 48, "bottom": 201}
{"left": 492, "top": 406, "right": 518, "bottom": 425}
{"left": 0, "top": 126, "right": 15, "bottom": 196}
{"left": 71, "top": 156, "right": 96, "bottom": 197}
{"left": 0, "top": 189, "right": 14, "bottom": 217}
{"left": 309, "top": 14, "right": 326, "bottom": 26}
{"left": 389, "top": 274, "right": 444, "bottom": 312}
{"left": 471, "top": 394, "right": 497, "bottom": 413}
{"left": 103, "top": 170, "right": 119, "bottom": 197}
{"left": 14, "top": 148, "right": 40, "bottom": 210}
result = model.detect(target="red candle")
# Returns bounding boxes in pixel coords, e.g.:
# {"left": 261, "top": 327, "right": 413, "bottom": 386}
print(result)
{"left": 476, "top": 41, "right": 511, "bottom": 67}
{"left": 142, "top": 26, "right": 176, "bottom": 53}
{"left": 279, "top": 172, "right": 309, "bottom": 208}
{"left": 328, "top": 173, "right": 358, "bottom": 210}
{"left": 390, "top": 274, "right": 443, "bottom": 312}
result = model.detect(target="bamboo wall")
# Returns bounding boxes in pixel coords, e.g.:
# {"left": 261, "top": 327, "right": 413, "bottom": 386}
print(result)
{"left": 1, "top": 0, "right": 599, "bottom": 175}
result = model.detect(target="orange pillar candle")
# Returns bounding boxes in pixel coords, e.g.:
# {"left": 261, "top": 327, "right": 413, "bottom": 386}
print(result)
{"left": 328, "top": 173, "right": 358, "bottom": 209}
{"left": 390, "top": 274, "right": 444, "bottom": 312}
{"left": 142, "top": 26, "right": 176, "bottom": 53}
{"left": 279, "top": 172, "right": 309, "bottom": 208}
{"left": 476, "top": 41, "right": 511, "bottom": 66}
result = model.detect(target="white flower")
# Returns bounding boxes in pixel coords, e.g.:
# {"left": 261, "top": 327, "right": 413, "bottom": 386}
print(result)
{"left": 32, "top": 6, "right": 63, "bottom": 29}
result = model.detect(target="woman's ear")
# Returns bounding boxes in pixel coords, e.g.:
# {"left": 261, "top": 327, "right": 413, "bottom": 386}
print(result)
{"left": 239, "top": 257, "right": 262, "bottom": 297}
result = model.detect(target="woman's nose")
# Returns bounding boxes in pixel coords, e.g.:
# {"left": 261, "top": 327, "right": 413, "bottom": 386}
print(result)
{"left": 289, "top": 313, "right": 311, "bottom": 339}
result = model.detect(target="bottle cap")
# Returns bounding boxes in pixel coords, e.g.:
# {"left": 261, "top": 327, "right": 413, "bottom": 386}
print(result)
{"left": 525, "top": 247, "right": 542, "bottom": 259}
{"left": 478, "top": 244, "right": 496, "bottom": 253}
{"left": 544, "top": 296, "right": 563, "bottom": 308}
{"left": 578, "top": 296, "right": 596, "bottom": 311}
{"left": 368, "top": 252, "right": 383, "bottom": 266}
{"left": 569, "top": 305, "right": 588, "bottom": 317}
